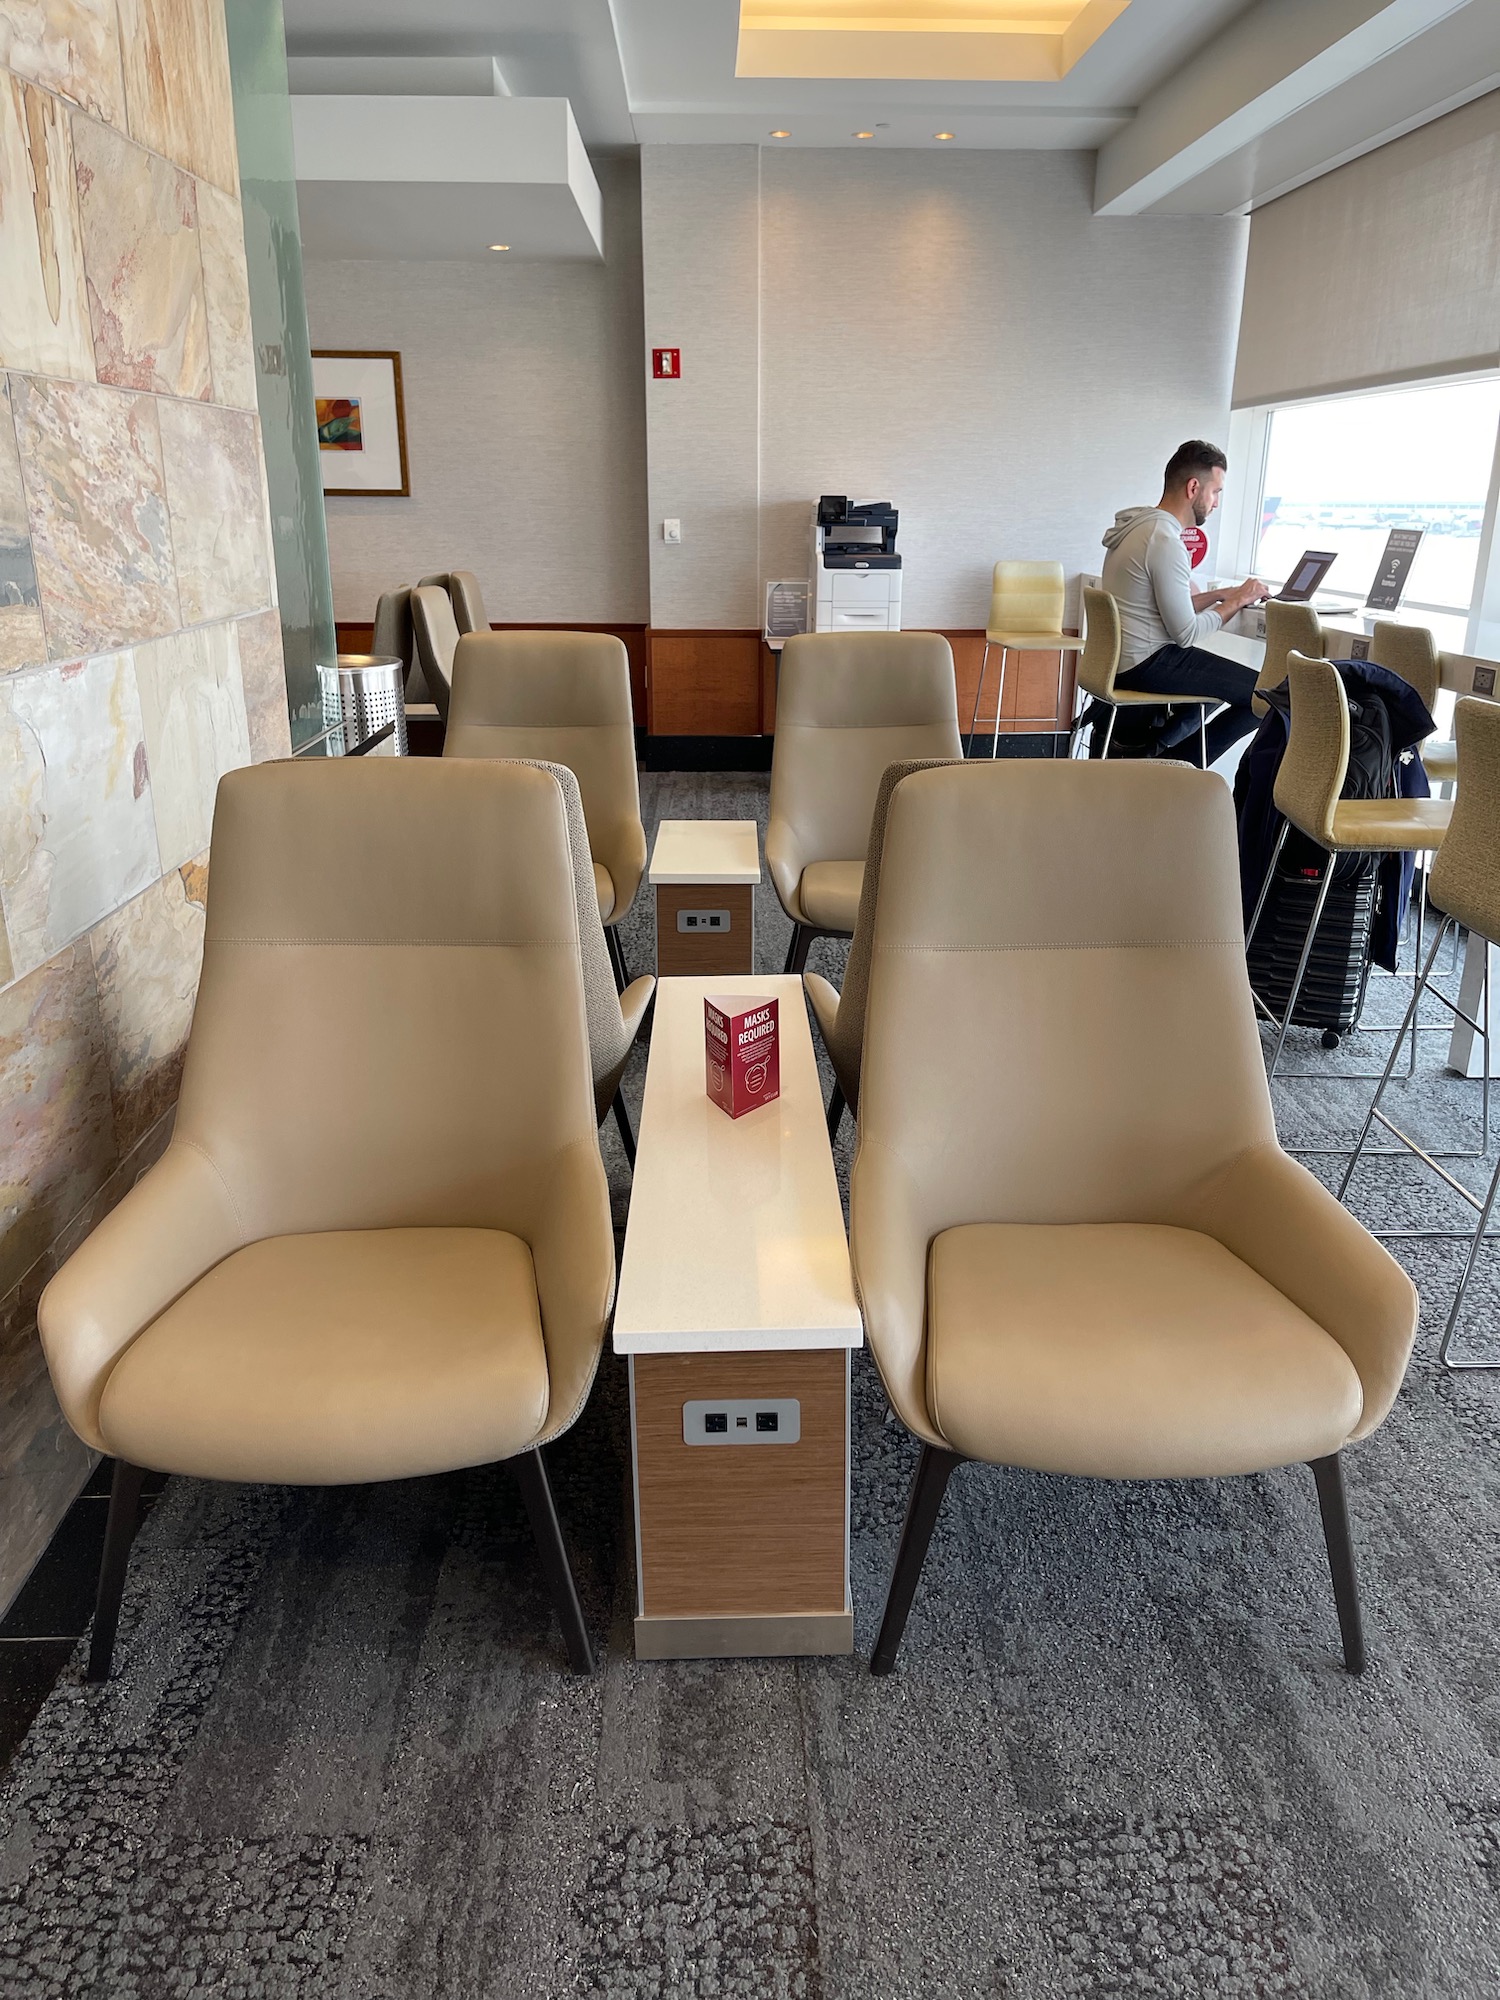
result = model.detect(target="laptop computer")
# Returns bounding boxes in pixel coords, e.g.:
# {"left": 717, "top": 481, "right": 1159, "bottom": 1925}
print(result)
{"left": 1274, "top": 550, "right": 1338, "bottom": 602}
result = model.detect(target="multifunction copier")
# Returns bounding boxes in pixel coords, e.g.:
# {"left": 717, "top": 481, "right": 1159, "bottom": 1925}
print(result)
{"left": 812, "top": 496, "right": 903, "bottom": 632}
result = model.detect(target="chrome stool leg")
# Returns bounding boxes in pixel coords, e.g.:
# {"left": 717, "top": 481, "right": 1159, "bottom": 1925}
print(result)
{"left": 966, "top": 643, "right": 990, "bottom": 757}
{"left": 1269, "top": 854, "right": 1334, "bottom": 1078}
{"left": 990, "top": 645, "right": 1010, "bottom": 763}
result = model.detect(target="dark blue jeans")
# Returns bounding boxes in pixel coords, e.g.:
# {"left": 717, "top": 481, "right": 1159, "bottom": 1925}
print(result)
{"left": 1113, "top": 643, "right": 1261, "bottom": 765}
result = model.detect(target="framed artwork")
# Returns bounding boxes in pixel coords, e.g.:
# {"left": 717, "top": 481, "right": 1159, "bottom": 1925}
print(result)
{"left": 311, "top": 350, "right": 410, "bottom": 496}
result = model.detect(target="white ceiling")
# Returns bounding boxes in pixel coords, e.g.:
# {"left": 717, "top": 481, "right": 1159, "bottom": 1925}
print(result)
{"left": 281, "top": 0, "right": 1500, "bottom": 238}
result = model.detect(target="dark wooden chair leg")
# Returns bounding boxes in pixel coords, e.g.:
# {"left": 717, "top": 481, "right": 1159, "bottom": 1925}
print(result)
{"left": 789, "top": 925, "right": 815, "bottom": 975}
{"left": 826, "top": 1080, "right": 846, "bottom": 1145}
{"left": 1310, "top": 1453, "right": 1366, "bottom": 1675}
{"left": 871, "top": 1443, "right": 965, "bottom": 1676}
{"left": 513, "top": 1447, "right": 595, "bottom": 1674}
{"left": 88, "top": 1458, "right": 147, "bottom": 1684}
{"left": 605, "top": 925, "right": 630, "bottom": 993}
{"left": 611, "top": 1087, "right": 637, "bottom": 1168}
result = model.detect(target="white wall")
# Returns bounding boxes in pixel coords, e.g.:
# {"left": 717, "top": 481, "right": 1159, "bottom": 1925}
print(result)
{"left": 642, "top": 145, "right": 1249, "bottom": 631}
{"left": 304, "top": 155, "right": 648, "bottom": 625}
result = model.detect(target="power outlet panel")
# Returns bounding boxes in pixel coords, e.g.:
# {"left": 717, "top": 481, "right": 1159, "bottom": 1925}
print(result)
{"left": 683, "top": 1398, "right": 802, "bottom": 1446}
{"left": 676, "top": 908, "right": 732, "bottom": 934}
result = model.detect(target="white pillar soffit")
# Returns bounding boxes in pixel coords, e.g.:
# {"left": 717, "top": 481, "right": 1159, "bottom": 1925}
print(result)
{"left": 1094, "top": 0, "right": 1480, "bottom": 216}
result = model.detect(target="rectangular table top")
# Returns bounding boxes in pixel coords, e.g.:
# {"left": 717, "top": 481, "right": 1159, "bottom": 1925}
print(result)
{"left": 648, "top": 819, "right": 762, "bottom": 886}
{"left": 612, "top": 975, "right": 864, "bottom": 1355}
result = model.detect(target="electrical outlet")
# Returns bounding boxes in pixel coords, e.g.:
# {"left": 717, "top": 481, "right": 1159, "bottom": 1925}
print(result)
{"left": 676, "top": 908, "right": 731, "bottom": 933}
{"left": 1474, "top": 665, "right": 1496, "bottom": 697}
{"left": 683, "top": 1398, "right": 801, "bottom": 1446}
{"left": 662, "top": 519, "right": 682, "bottom": 544}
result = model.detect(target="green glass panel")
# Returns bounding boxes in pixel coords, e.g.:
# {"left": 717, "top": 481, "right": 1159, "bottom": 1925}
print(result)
{"left": 226, "top": 0, "right": 336, "bottom": 751}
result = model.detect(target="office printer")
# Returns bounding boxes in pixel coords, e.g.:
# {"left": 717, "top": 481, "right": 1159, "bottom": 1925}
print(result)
{"left": 812, "top": 496, "right": 903, "bottom": 632}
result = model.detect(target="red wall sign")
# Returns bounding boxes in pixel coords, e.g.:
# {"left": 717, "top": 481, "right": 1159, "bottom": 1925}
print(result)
{"left": 1182, "top": 525, "right": 1208, "bottom": 568}
{"left": 652, "top": 347, "right": 681, "bottom": 379}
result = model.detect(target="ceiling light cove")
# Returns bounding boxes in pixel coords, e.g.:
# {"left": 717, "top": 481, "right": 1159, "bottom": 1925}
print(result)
{"left": 736, "top": 0, "right": 1133, "bottom": 81}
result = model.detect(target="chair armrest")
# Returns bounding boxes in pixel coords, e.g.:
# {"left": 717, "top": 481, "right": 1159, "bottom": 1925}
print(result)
{"left": 765, "top": 817, "right": 806, "bottom": 926}
{"left": 849, "top": 1135, "right": 945, "bottom": 1447}
{"left": 603, "top": 815, "right": 649, "bottom": 923}
{"left": 529, "top": 1137, "right": 616, "bottom": 1446}
{"left": 37, "top": 1143, "right": 245, "bottom": 1453}
{"left": 1181, "top": 1143, "right": 1418, "bottom": 1440}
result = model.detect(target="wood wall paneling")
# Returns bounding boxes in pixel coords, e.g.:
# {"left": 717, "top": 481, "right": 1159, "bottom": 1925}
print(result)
{"left": 632, "top": 1349, "right": 848, "bottom": 1618}
{"left": 646, "top": 629, "right": 763, "bottom": 736}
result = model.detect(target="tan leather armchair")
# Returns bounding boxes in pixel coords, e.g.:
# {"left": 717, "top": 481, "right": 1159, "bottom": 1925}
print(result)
{"left": 38, "top": 758, "right": 615, "bottom": 1680}
{"left": 444, "top": 631, "right": 648, "bottom": 987}
{"left": 373, "top": 586, "right": 426, "bottom": 707}
{"left": 804, "top": 756, "right": 959, "bottom": 1143}
{"left": 526, "top": 757, "right": 654, "bottom": 1163}
{"left": 411, "top": 584, "right": 461, "bottom": 723}
{"left": 850, "top": 759, "right": 1418, "bottom": 1676}
{"left": 768, "top": 631, "right": 964, "bottom": 975}
{"left": 419, "top": 569, "right": 489, "bottom": 636}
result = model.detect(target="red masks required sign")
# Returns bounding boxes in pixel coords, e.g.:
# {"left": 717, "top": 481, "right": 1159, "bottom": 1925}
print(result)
{"left": 705, "top": 995, "right": 780, "bottom": 1119}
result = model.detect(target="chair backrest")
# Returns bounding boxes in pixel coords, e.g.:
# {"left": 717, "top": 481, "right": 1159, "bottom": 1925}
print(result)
{"left": 989, "top": 561, "right": 1065, "bottom": 639}
{"left": 767, "top": 632, "right": 963, "bottom": 914}
{"left": 1274, "top": 653, "right": 1347, "bottom": 846}
{"left": 1074, "top": 586, "right": 1121, "bottom": 701}
{"left": 373, "top": 587, "right": 428, "bottom": 705}
{"left": 1369, "top": 620, "right": 1440, "bottom": 715}
{"left": 443, "top": 631, "right": 646, "bottom": 922}
{"left": 419, "top": 569, "right": 490, "bottom": 636}
{"left": 1429, "top": 697, "right": 1500, "bottom": 943}
{"left": 854, "top": 760, "right": 1273, "bottom": 1238}
{"left": 411, "top": 585, "right": 460, "bottom": 721}
{"left": 814, "top": 756, "right": 960, "bottom": 1112}
{"left": 1253, "top": 601, "right": 1321, "bottom": 716}
{"left": 175, "top": 758, "right": 601, "bottom": 1244}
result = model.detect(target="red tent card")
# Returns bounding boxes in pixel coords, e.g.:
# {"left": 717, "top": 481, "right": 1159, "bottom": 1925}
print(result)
{"left": 704, "top": 994, "right": 780, "bottom": 1119}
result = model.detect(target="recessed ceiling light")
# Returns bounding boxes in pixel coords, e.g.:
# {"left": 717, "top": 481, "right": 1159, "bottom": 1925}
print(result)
{"left": 489, "top": 243, "right": 510, "bottom": 251}
{"left": 853, "top": 130, "right": 874, "bottom": 139}
{"left": 769, "top": 128, "right": 791, "bottom": 138}
{"left": 933, "top": 131, "right": 955, "bottom": 141}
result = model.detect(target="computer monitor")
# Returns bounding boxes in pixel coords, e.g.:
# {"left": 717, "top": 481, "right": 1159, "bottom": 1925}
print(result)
{"left": 1274, "top": 550, "right": 1338, "bottom": 602}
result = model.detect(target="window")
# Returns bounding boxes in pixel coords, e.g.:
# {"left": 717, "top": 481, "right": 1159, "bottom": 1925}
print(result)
{"left": 1250, "top": 376, "right": 1500, "bottom": 629}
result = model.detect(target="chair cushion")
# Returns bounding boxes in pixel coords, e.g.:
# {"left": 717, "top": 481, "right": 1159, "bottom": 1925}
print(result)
{"left": 593, "top": 862, "right": 616, "bottom": 922}
{"left": 1327, "top": 798, "right": 1451, "bottom": 852}
{"left": 799, "top": 860, "right": 862, "bottom": 932}
{"left": 97, "top": 1229, "right": 551, "bottom": 1485}
{"left": 985, "top": 629, "right": 1085, "bottom": 650}
{"left": 926, "top": 1222, "right": 1362, "bottom": 1478}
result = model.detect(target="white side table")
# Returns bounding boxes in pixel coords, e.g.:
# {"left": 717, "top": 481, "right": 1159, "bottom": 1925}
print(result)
{"left": 613, "top": 974, "right": 864, "bottom": 1659}
{"left": 649, "top": 819, "right": 761, "bottom": 977}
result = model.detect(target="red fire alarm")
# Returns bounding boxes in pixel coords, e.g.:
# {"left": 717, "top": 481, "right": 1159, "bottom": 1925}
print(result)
{"left": 652, "top": 347, "right": 681, "bottom": 379}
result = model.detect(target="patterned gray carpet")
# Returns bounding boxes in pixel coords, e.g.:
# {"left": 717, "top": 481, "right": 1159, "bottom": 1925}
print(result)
{"left": 1, "top": 769, "right": 1498, "bottom": 1999}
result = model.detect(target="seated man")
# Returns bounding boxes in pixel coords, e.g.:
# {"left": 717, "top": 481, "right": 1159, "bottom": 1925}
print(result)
{"left": 1099, "top": 440, "right": 1268, "bottom": 764}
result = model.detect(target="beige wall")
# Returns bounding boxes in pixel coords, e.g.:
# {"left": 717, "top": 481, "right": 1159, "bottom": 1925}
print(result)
{"left": 304, "top": 155, "right": 649, "bottom": 627}
{"left": 642, "top": 145, "right": 1249, "bottom": 632}
{"left": 1234, "top": 92, "right": 1500, "bottom": 408}
{"left": 0, "top": 0, "right": 289, "bottom": 1608}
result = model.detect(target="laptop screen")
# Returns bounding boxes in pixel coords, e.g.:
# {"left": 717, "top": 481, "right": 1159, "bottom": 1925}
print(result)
{"left": 1276, "top": 550, "right": 1338, "bottom": 602}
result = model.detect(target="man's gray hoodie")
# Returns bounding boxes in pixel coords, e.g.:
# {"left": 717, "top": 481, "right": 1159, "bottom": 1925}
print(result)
{"left": 1101, "top": 506, "right": 1221, "bottom": 673}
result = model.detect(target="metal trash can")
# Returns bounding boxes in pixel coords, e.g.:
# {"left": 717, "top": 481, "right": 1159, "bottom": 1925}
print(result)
{"left": 318, "top": 654, "right": 408, "bottom": 755}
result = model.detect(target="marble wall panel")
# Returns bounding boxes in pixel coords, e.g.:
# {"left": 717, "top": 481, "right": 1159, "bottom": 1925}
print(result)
{"left": 115, "top": 0, "right": 237, "bottom": 195}
{"left": 89, "top": 862, "right": 204, "bottom": 1153}
{"left": 0, "top": 940, "right": 115, "bottom": 1301}
{"left": 0, "top": 71, "right": 95, "bottom": 382}
{"left": 0, "top": 649, "right": 160, "bottom": 980}
{"left": 158, "top": 397, "right": 272, "bottom": 623}
{"left": 236, "top": 606, "right": 290, "bottom": 762}
{"left": 196, "top": 175, "right": 256, "bottom": 411}
{"left": 0, "top": 378, "right": 46, "bottom": 672}
{"left": 12, "top": 372, "right": 178, "bottom": 656}
{"left": 73, "top": 110, "right": 210, "bottom": 401}
{"left": 0, "top": 0, "right": 126, "bottom": 127}
{"left": 133, "top": 620, "right": 249, "bottom": 871}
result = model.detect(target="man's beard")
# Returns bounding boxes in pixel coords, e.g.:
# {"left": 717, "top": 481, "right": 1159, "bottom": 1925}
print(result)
{"left": 1192, "top": 495, "right": 1212, "bottom": 527}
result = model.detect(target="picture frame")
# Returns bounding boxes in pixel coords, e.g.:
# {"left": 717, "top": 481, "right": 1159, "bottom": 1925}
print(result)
{"left": 311, "top": 349, "right": 410, "bottom": 497}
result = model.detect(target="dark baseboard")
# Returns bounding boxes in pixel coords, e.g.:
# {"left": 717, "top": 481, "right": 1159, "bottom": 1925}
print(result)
{"left": 637, "top": 732, "right": 774, "bottom": 772}
{"left": 966, "top": 733, "right": 1071, "bottom": 759}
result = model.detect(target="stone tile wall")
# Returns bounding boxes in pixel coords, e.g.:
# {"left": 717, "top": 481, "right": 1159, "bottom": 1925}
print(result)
{"left": 0, "top": 0, "right": 291, "bottom": 1609}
